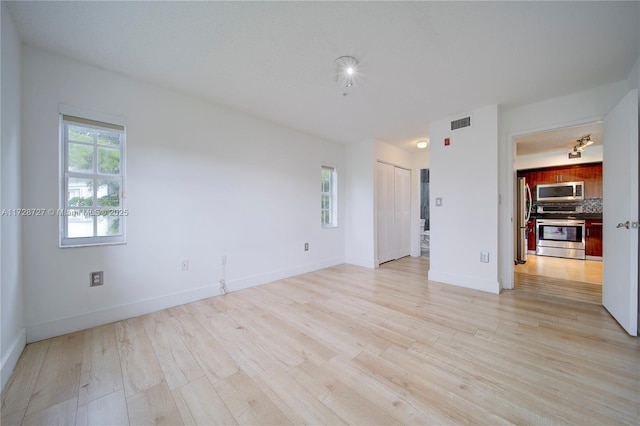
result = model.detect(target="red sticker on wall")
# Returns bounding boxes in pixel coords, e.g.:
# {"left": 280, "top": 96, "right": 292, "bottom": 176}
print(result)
{"left": 444, "top": 137, "right": 450, "bottom": 146}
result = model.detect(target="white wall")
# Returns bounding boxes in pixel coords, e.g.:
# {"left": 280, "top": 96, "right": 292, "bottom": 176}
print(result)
{"left": 21, "top": 46, "right": 346, "bottom": 342}
{"left": 516, "top": 145, "right": 603, "bottom": 170}
{"left": 429, "top": 105, "right": 500, "bottom": 293}
{"left": 1, "top": 3, "right": 25, "bottom": 390}
{"left": 344, "top": 141, "right": 375, "bottom": 268}
{"left": 499, "top": 80, "right": 631, "bottom": 289}
{"left": 628, "top": 56, "right": 639, "bottom": 91}
{"left": 411, "top": 149, "right": 430, "bottom": 170}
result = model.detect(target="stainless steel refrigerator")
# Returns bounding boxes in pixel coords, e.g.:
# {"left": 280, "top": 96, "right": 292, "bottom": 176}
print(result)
{"left": 516, "top": 177, "right": 532, "bottom": 264}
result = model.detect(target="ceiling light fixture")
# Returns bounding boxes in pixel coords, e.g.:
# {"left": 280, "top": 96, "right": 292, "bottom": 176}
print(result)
{"left": 573, "top": 134, "right": 594, "bottom": 153}
{"left": 569, "top": 134, "right": 593, "bottom": 159}
{"left": 334, "top": 55, "right": 358, "bottom": 96}
{"left": 417, "top": 140, "right": 429, "bottom": 149}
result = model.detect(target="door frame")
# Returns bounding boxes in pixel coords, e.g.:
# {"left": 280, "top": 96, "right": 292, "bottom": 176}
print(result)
{"left": 502, "top": 115, "right": 605, "bottom": 290}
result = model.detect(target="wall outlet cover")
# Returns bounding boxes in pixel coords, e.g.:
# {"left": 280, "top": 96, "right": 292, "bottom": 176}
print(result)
{"left": 90, "top": 271, "right": 104, "bottom": 287}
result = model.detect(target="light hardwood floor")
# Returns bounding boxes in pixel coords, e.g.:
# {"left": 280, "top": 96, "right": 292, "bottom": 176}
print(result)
{"left": 514, "top": 254, "right": 603, "bottom": 285}
{"left": 2, "top": 257, "right": 638, "bottom": 425}
{"left": 514, "top": 255, "right": 603, "bottom": 305}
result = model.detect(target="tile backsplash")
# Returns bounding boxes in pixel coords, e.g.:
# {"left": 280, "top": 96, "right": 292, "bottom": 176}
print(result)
{"left": 531, "top": 198, "right": 602, "bottom": 214}
{"left": 583, "top": 198, "right": 603, "bottom": 213}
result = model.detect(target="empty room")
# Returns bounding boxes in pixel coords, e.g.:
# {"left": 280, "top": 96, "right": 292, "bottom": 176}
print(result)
{"left": 1, "top": 1, "right": 639, "bottom": 425}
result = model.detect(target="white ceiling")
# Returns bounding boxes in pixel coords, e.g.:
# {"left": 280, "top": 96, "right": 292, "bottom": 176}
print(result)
{"left": 6, "top": 1, "right": 639, "bottom": 151}
{"left": 515, "top": 121, "right": 603, "bottom": 156}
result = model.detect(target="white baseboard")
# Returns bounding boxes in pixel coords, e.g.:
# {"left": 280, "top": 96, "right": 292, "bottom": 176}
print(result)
{"left": 428, "top": 269, "right": 500, "bottom": 294}
{"left": 226, "top": 256, "right": 345, "bottom": 292}
{"left": 26, "top": 257, "right": 345, "bottom": 343}
{"left": 345, "top": 256, "right": 376, "bottom": 269}
{"left": 1, "top": 328, "right": 26, "bottom": 392}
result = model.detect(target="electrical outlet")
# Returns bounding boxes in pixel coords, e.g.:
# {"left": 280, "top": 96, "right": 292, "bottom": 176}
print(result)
{"left": 480, "top": 251, "right": 490, "bottom": 263}
{"left": 181, "top": 260, "right": 189, "bottom": 271}
{"left": 90, "top": 271, "right": 103, "bottom": 287}
{"left": 304, "top": 243, "right": 309, "bottom": 251}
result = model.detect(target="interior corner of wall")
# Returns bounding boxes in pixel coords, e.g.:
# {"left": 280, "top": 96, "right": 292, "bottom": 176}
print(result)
{"left": 1, "top": 328, "right": 27, "bottom": 392}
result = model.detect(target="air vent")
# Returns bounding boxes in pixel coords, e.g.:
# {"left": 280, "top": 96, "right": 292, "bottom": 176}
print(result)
{"left": 451, "top": 116, "right": 471, "bottom": 131}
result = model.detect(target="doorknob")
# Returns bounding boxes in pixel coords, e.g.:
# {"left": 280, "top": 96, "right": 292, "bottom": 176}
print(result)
{"left": 616, "top": 221, "right": 630, "bottom": 229}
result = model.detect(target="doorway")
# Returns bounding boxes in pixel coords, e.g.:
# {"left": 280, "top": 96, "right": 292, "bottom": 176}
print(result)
{"left": 420, "top": 169, "right": 430, "bottom": 257}
{"left": 512, "top": 122, "right": 604, "bottom": 304}
{"left": 377, "top": 162, "right": 411, "bottom": 264}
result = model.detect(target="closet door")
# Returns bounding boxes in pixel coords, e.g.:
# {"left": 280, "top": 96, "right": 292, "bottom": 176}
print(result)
{"left": 394, "top": 167, "right": 411, "bottom": 258}
{"left": 377, "top": 162, "right": 395, "bottom": 264}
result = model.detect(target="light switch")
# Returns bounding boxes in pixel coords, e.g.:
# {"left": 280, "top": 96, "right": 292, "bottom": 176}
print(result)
{"left": 435, "top": 197, "right": 443, "bottom": 207}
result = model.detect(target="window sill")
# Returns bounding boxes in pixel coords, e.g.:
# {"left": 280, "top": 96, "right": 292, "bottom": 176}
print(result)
{"left": 59, "top": 240, "right": 127, "bottom": 249}
{"left": 322, "top": 224, "right": 339, "bottom": 229}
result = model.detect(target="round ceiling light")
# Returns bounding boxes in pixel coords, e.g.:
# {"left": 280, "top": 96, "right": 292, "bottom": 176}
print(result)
{"left": 417, "top": 140, "right": 429, "bottom": 149}
{"left": 333, "top": 56, "right": 359, "bottom": 96}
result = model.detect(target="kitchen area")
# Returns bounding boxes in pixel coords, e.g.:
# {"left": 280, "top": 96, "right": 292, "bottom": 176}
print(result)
{"left": 514, "top": 123, "right": 603, "bottom": 301}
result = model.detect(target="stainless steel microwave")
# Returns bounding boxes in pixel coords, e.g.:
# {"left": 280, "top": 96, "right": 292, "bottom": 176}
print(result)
{"left": 537, "top": 181, "right": 584, "bottom": 202}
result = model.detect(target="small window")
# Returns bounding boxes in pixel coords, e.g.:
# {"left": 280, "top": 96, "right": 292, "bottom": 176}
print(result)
{"left": 321, "top": 166, "right": 337, "bottom": 228}
{"left": 60, "top": 113, "right": 126, "bottom": 247}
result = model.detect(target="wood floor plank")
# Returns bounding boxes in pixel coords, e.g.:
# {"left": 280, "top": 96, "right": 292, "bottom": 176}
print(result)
{"left": 186, "top": 300, "right": 275, "bottom": 378}
{"left": 214, "top": 370, "right": 292, "bottom": 425}
{"left": 115, "top": 317, "right": 164, "bottom": 398}
{"left": 127, "top": 381, "right": 182, "bottom": 426}
{"left": 172, "top": 376, "right": 237, "bottom": 426}
{"left": 2, "top": 256, "right": 638, "bottom": 425}
{"left": 383, "top": 343, "right": 537, "bottom": 425}
{"left": 0, "top": 408, "right": 25, "bottom": 426}
{"left": 253, "top": 366, "right": 347, "bottom": 426}
{"left": 433, "top": 332, "right": 633, "bottom": 424}
{"left": 290, "top": 359, "right": 401, "bottom": 425}
{"left": 223, "top": 304, "right": 308, "bottom": 369}
{"left": 76, "top": 389, "right": 128, "bottom": 426}
{"left": 78, "top": 324, "right": 123, "bottom": 405}
{"left": 171, "top": 309, "right": 239, "bottom": 383}
{"left": 26, "top": 332, "right": 84, "bottom": 415}
{"left": 1, "top": 339, "right": 50, "bottom": 416}
{"left": 351, "top": 349, "right": 509, "bottom": 424}
{"left": 224, "top": 295, "right": 337, "bottom": 365}
{"left": 325, "top": 354, "right": 433, "bottom": 425}
{"left": 22, "top": 396, "right": 77, "bottom": 426}
{"left": 514, "top": 271, "right": 601, "bottom": 305}
{"left": 142, "top": 310, "right": 204, "bottom": 390}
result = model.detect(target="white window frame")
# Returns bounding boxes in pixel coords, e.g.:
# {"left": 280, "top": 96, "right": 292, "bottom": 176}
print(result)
{"left": 321, "top": 165, "right": 338, "bottom": 228}
{"left": 59, "top": 105, "right": 126, "bottom": 247}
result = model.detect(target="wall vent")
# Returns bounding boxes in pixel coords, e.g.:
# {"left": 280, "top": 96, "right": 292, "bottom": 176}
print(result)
{"left": 451, "top": 116, "right": 471, "bottom": 131}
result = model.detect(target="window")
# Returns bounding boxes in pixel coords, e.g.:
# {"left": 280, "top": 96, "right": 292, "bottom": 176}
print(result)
{"left": 321, "top": 166, "right": 337, "bottom": 227}
{"left": 60, "top": 112, "right": 126, "bottom": 247}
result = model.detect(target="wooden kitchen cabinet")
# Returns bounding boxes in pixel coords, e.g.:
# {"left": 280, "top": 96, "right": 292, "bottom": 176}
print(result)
{"left": 517, "top": 162, "right": 602, "bottom": 199}
{"left": 585, "top": 219, "right": 603, "bottom": 258}
{"left": 577, "top": 163, "right": 603, "bottom": 198}
{"left": 526, "top": 219, "right": 536, "bottom": 251}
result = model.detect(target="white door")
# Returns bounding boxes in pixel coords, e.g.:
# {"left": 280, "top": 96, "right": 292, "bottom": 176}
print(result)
{"left": 394, "top": 167, "right": 411, "bottom": 258}
{"left": 602, "top": 89, "right": 638, "bottom": 336}
{"left": 377, "top": 162, "right": 395, "bottom": 264}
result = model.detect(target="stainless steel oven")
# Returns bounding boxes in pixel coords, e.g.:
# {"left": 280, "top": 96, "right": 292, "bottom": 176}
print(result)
{"left": 536, "top": 219, "right": 585, "bottom": 260}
